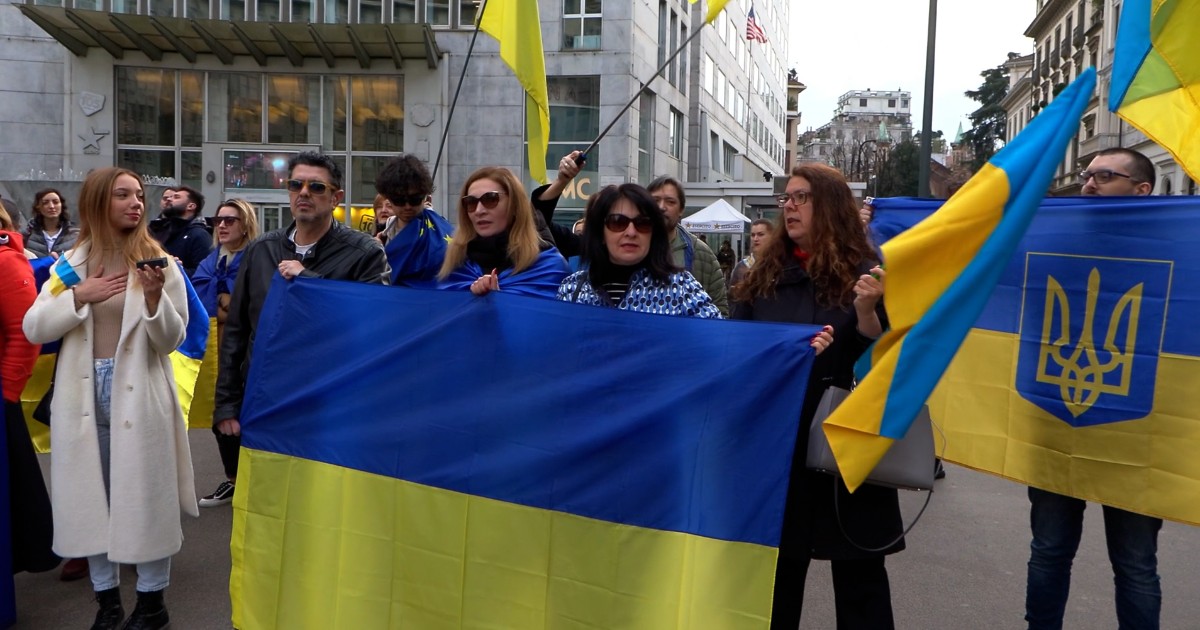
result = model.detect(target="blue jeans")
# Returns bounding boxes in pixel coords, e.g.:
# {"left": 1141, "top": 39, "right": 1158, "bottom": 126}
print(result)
{"left": 1026, "top": 487, "right": 1162, "bottom": 630}
{"left": 88, "top": 358, "right": 172, "bottom": 593}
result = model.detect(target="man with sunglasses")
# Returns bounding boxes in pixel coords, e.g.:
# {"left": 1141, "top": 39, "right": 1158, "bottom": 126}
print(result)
{"left": 1025, "top": 146, "right": 1161, "bottom": 630}
{"left": 646, "top": 176, "right": 729, "bottom": 317}
{"left": 210, "top": 151, "right": 389, "bottom": 507}
{"left": 373, "top": 153, "right": 452, "bottom": 287}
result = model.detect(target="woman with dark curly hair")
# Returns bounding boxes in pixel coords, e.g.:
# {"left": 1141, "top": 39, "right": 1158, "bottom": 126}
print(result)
{"left": 557, "top": 184, "right": 720, "bottom": 318}
{"left": 22, "top": 188, "right": 79, "bottom": 259}
{"left": 731, "top": 163, "right": 901, "bottom": 630}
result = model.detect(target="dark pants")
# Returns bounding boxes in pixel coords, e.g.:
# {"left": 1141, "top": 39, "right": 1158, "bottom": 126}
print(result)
{"left": 211, "top": 426, "right": 240, "bottom": 480}
{"left": 1026, "top": 487, "right": 1162, "bottom": 630}
{"left": 770, "top": 550, "right": 894, "bottom": 630}
{"left": 4, "top": 400, "right": 59, "bottom": 573}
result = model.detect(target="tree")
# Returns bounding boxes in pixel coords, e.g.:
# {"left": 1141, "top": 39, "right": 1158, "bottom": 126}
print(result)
{"left": 961, "top": 60, "right": 1011, "bottom": 170}
{"left": 875, "top": 139, "right": 920, "bottom": 197}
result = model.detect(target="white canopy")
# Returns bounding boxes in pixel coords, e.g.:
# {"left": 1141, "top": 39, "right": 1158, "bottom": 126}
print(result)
{"left": 680, "top": 198, "right": 752, "bottom": 233}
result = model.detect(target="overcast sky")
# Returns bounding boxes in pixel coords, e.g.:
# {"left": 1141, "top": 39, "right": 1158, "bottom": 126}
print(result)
{"left": 787, "top": 0, "right": 1036, "bottom": 140}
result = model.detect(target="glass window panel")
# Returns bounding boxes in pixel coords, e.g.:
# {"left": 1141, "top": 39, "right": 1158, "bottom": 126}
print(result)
{"left": 181, "top": 71, "right": 203, "bottom": 147}
{"left": 459, "top": 0, "right": 478, "bottom": 26}
{"left": 562, "top": 18, "right": 581, "bottom": 49}
{"left": 221, "top": 0, "right": 246, "bottom": 19}
{"left": 111, "top": 0, "right": 136, "bottom": 13}
{"left": 258, "top": 0, "right": 281, "bottom": 20}
{"left": 181, "top": 151, "right": 204, "bottom": 191}
{"left": 150, "top": 0, "right": 175, "bottom": 16}
{"left": 546, "top": 77, "right": 599, "bottom": 143}
{"left": 116, "top": 68, "right": 175, "bottom": 146}
{"left": 350, "top": 76, "right": 403, "bottom": 152}
{"left": 293, "top": 0, "right": 315, "bottom": 22}
{"left": 208, "top": 73, "right": 263, "bottom": 143}
{"left": 323, "top": 77, "right": 348, "bottom": 151}
{"left": 325, "top": 0, "right": 348, "bottom": 23}
{"left": 584, "top": 0, "right": 600, "bottom": 13}
{"left": 564, "top": 0, "right": 579, "bottom": 14}
{"left": 74, "top": 0, "right": 102, "bottom": 9}
{"left": 360, "top": 0, "right": 383, "bottom": 23}
{"left": 118, "top": 149, "right": 175, "bottom": 181}
{"left": 637, "top": 92, "right": 654, "bottom": 185}
{"left": 186, "top": 0, "right": 209, "bottom": 18}
{"left": 268, "top": 75, "right": 322, "bottom": 144}
{"left": 349, "top": 155, "right": 391, "bottom": 204}
{"left": 32, "top": 0, "right": 64, "bottom": 5}
{"left": 427, "top": 0, "right": 449, "bottom": 25}
{"left": 393, "top": 0, "right": 415, "bottom": 22}
{"left": 224, "top": 150, "right": 296, "bottom": 190}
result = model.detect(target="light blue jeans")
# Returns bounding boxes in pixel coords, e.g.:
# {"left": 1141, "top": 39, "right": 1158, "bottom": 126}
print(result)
{"left": 88, "top": 358, "right": 172, "bottom": 593}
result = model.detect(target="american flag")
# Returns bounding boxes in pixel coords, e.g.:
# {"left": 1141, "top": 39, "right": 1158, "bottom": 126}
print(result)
{"left": 746, "top": 6, "right": 768, "bottom": 43}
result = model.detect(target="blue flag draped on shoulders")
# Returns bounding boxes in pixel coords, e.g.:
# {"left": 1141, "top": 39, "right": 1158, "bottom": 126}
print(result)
{"left": 230, "top": 276, "right": 821, "bottom": 629}
{"left": 187, "top": 251, "right": 242, "bottom": 429}
{"left": 822, "top": 69, "right": 1098, "bottom": 493}
{"left": 438, "top": 247, "right": 570, "bottom": 297}
{"left": 385, "top": 209, "right": 452, "bottom": 287}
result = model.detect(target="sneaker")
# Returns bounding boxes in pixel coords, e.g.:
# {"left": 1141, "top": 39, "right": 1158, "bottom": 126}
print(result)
{"left": 199, "top": 480, "right": 235, "bottom": 507}
{"left": 934, "top": 459, "right": 947, "bottom": 480}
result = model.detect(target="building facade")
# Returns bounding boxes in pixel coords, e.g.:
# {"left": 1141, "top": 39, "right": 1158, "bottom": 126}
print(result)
{"left": 795, "top": 88, "right": 913, "bottom": 192}
{"left": 1021, "top": 0, "right": 1195, "bottom": 195}
{"left": 0, "top": 0, "right": 790, "bottom": 228}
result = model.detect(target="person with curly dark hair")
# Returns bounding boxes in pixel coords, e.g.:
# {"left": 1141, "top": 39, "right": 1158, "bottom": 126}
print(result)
{"left": 374, "top": 153, "right": 453, "bottom": 287}
{"left": 22, "top": 188, "right": 79, "bottom": 259}
{"left": 731, "top": 162, "right": 900, "bottom": 630}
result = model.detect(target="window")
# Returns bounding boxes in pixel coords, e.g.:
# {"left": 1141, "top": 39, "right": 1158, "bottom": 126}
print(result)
{"left": 258, "top": 0, "right": 281, "bottom": 20}
{"left": 393, "top": 0, "right": 416, "bottom": 21}
{"left": 426, "top": 0, "right": 449, "bottom": 25}
{"left": 859, "top": 98, "right": 867, "bottom": 107}
{"left": 359, "top": 0, "right": 382, "bottom": 23}
{"left": 185, "top": 0, "right": 208, "bottom": 17}
{"left": 460, "top": 0, "right": 478, "bottom": 25}
{"left": 668, "top": 11, "right": 678, "bottom": 86}
{"left": 710, "top": 132, "right": 721, "bottom": 173}
{"left": 221, "top": 0, "right": 246, "bottom": 19}
{"left": 678, "top": 24, "right": 687, "bottom": 96}
{"left": 544, "top": 77, "right": 601, "bottom": 209}
{"left": 293, "top": 0, "right": 315, "bottom": 22}
{"left": 351, "top": 76, "right": 404, "bottom": 151}
{"left": 703, "top": 54, "right": 714, "bottom": 94}
{"left": 715, "top": 70, "right": 726, "bottom": 107}
{"left": 267, "top": 75, "right": 322, "bottom": 144}
{"left": 325, "top": 0, "right": 348, "bottom": 22}
{"left": 723, "top": 142, "right": 736, "bottom": 175}
{"left": 657, "top": 1, "right": 667, "bottom": 73}
{"left": 116, "top": 68, "right": 175, "bottom": 146}
{"left": 150, "top": 0, "right": 173, "bottom": 16}
{"left": 888, "top": 99, "right": 896, "bottom": 108}
{"left": 563, "top": 0, "right": 602, "bottom": 50}
{"left": 901, "top": 98, "right": 909, "bottom": 108}
{"left": 208, "top": 73, "right": 263, "bottom": 143}
{"left": 668, "top": 107, "right": 684, "bottom": 160}
{"left": 638, "top": 92, "right": 655, "bottom": 184}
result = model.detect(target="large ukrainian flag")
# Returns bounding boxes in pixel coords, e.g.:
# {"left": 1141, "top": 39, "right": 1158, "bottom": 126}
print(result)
{"left": 231, "top": 277, "right": 820, "bottom": 629}
{"left": 821, "top": 69, "right": 1097, "bottom": 492}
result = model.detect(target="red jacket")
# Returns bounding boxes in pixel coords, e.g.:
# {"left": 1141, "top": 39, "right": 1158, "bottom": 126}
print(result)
{"left": 0, "top": 230, "right": 39, "bottom": 402}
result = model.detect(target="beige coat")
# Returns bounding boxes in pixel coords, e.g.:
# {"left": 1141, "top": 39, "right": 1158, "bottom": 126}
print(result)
{"left": 23, "top": 243, "right": 199, "bottom": 563}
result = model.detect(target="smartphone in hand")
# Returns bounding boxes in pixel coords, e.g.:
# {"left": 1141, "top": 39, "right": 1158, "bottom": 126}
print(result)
{"left": 136, "top": 257, "right": 169, "bottom": 270}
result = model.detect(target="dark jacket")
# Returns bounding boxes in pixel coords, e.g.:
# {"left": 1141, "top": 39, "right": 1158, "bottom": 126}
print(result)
{"left": 531, "top": 184, "right": 581, "bottom": 258}
{"left": 213, "top": 221, "right": 389, "bottom": 422}
{"left": 149, "top": 215, "right": 212, "bottom": 276}
{"left": 731, "top": 257, "right": 904, "bottom": 561}
{"left": 21, "top": 221, "right": 79, "bottom": 259}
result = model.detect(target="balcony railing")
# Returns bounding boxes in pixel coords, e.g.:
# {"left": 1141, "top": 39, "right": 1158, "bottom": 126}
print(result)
{"left": 1078, "top": 132, "right": 1121, "bottom": 158}
{"left": 1073, "top": 24, "right": 1084, "bottom": 46}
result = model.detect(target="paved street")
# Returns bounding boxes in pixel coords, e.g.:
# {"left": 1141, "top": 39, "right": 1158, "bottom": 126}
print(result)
{"left": 12, "top": 430, "right": 1200, "bottom": 629}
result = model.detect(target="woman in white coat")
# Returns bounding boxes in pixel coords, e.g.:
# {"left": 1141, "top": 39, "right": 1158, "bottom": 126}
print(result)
{"left": 23, "top": 167, "right": 198, "bottom": 630}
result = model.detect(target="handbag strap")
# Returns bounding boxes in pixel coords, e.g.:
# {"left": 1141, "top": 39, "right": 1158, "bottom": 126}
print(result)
{"left": 832, "top": 481, "right": 933, "bottom": 553}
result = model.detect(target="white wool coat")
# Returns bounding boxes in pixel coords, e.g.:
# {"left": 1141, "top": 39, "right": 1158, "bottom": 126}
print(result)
{"left": 23, "top": 243, "right": 199, "bottom": 563}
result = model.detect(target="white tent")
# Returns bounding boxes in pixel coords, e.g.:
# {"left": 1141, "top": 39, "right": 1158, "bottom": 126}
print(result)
{"left": 680, "top": 198, "right": 752, "bottom": 233}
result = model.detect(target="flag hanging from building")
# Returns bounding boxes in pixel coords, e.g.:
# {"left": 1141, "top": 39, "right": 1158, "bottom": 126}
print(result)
{"left": 746, "top": 6, "right": 768, "bottom": 43}
{"left": 820, "top": 68, "right": 1097, "bottom": 493}
{"left": 1109, "top": 0, "right": 1200, "bottom": 182}
{"left": 231, "top": 277, "right": 821, "bottom": 629}
{"left": 478, "top": 0, "right": 551, "bottom": 184}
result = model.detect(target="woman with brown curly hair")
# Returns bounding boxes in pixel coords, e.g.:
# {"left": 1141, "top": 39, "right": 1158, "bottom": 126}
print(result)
{"left": 731, "top": 163, "right": 902, "bottom": 629}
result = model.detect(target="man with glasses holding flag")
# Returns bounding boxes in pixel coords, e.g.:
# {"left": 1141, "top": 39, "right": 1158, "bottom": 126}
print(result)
{"left": 207, "top": 151, "right": 389, "bottom": 507}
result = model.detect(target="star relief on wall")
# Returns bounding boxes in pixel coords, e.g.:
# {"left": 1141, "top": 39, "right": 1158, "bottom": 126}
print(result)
{"left": 79, "top": 127, "right": 110, "bottom": 154}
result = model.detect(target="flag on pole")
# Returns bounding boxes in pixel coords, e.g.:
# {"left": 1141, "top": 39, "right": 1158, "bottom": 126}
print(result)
{"left": 746, "top": 6, "right": 768, "bottom": 43}
{"left": 1108, "top": 0, "right": 1200, "bottom": 181}
{"left": 821, "top": 69, "right": 1098, "bottom": 492}
{"left": 688, "top": 0, "right": 732, "bottom": 25}
{"left": 479, "top": 0, "right": 551, "bottom": 184}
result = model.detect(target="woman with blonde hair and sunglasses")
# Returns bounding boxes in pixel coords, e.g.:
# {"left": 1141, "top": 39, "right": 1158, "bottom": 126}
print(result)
{"left": 557, "top": 183, "right": 720, "bottom": 318}
{"left": 23, "top": 167, "right": 197, "bottom": 630}
{"left": 438, "top": 166, "right": 568, "bottom": 297}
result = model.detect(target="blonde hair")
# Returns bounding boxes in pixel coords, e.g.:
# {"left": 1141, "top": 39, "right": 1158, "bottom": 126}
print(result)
{"left": 216, "top": 198, "right": 261, "bottom": 253}
{"left": 75, "top": 167, "right": 165, "bottom": 269}
{"left": 439, "top": 166, "right": 542, "bottom": 279}
{"left": 0, "top": 206, "right": 13, "bottom": 231}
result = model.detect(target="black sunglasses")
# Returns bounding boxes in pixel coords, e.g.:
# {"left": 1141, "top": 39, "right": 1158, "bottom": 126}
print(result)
{"left": 603, "top": 214, "right": 654, "bottom": 234}
{"left": 388, "top": 193, "right": 427, "bottom": 207}
{"left": 463, "top": 191, "right": 503, "bottom": 212}
{"left": 213, "top": 216, "right": 241, "bottom": 226}
{"left": 286, "top": 179, "right": 334, "bottom": 195}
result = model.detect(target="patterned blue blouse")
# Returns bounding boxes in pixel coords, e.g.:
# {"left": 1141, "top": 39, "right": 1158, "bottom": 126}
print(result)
{"left": 557, "top": 268, "right": 722, "bottom": 319}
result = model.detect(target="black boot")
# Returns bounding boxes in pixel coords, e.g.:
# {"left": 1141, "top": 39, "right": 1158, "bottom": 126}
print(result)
{"left": 90, "top": 587, "right": 125, "bottom": 630}
{"left": 120, "top": 589, "right": 170, "bottom": 630}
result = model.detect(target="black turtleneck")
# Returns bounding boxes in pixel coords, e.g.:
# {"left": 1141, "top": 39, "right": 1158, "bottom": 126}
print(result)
{"left": 466, "top": 232, "right": 513, "bottom": 273}
{"left": 591, "top": 262, "right": 639, "bottom": 306}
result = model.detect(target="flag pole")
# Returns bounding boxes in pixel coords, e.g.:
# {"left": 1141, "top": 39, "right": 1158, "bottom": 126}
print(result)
{"left": 431, "top": 0, "right": 491, "bottom": 182}
{"left": 576, "top": 26, "right": 706, "bottom": 163}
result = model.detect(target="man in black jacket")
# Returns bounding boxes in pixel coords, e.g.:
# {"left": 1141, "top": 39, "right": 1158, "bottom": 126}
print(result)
{"left": 203, "top": 151, "right": 389, "bottom": 507}
{"left": 149, "top": 185, "right": 212, "bottom": 276}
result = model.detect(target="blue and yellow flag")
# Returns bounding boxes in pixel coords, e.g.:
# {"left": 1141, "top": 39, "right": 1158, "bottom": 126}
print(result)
{"left": 822, "top": 69, "right": 1098, "bottom": 493}
{"left": 386, "top": 208, "right": 452, "bottom": 287}
{"left": 1109, "top": 0, "right": 1200, "bottom": 181}
{"left": 231, "top": 277, "right": 820, "bottom": 629}
{"left": 686, "top": 0, "right": 732, "bottom": 24}
{"left": 479, "top": 0, "right": 551, "bottom": 184}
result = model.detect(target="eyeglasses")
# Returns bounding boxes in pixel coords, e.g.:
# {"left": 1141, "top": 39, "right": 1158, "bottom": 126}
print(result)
{"left": 463, "top": 191, "right": 504, "bottom": 212}
{"left": 286, "top": 179, "right": 335, "bottom": 195}
{"left": 388, "top": 193, "right": 427, "bottom": 207}
{"left": 214, "top": 216, "right": 241, "bottom": 226}
{"left": 1078, "top": 169, "right": 1136, "bottom": 185}
{"left": 603, "top": 214, "right": 654, "bottom": 234}
{"left": 777, "top": 190, "right": 812, "bottom": 206}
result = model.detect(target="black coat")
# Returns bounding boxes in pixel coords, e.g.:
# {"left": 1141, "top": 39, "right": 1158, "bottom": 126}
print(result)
{"left": 149, "top": 215, "right": 213, "bottom": 277}
{"left": 731, "top": 257, "right": 905, "bottom": 561}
